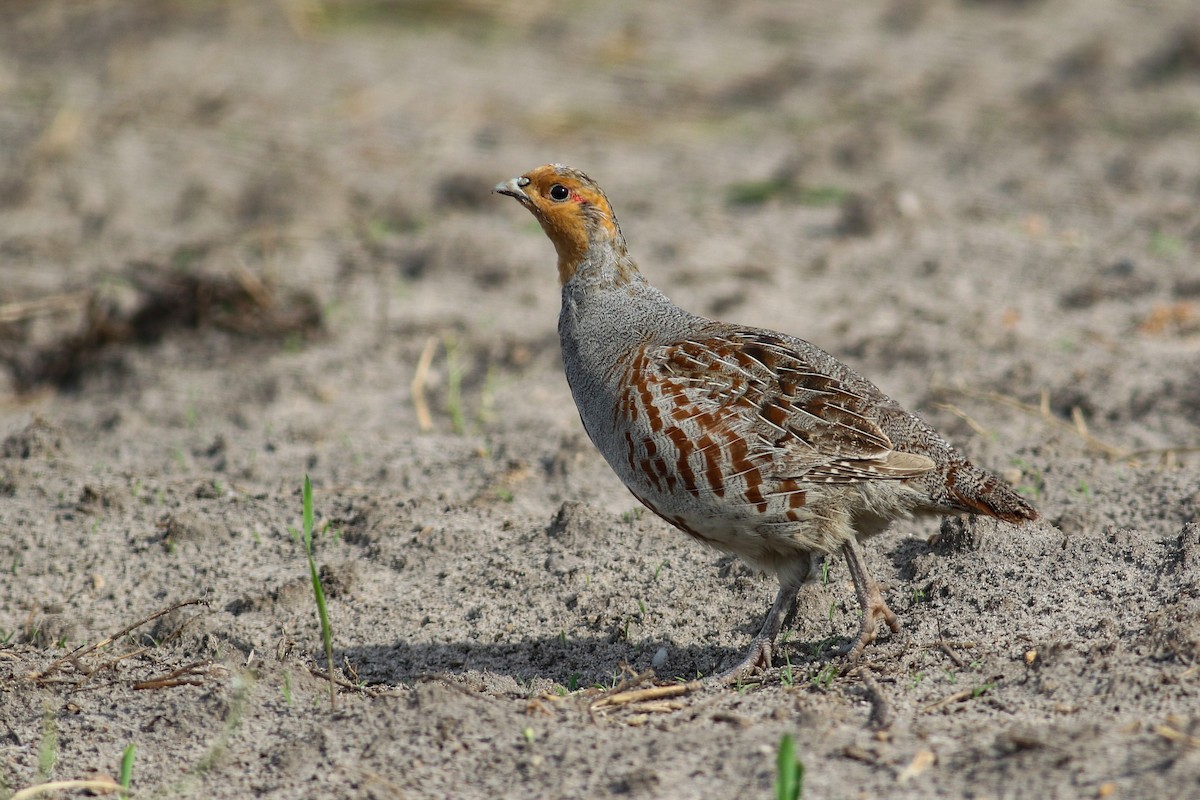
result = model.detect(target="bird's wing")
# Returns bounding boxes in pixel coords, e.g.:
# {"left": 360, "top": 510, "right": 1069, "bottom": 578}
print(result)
{"left": 648, "top": 330, "right": 934, "bottom": 485}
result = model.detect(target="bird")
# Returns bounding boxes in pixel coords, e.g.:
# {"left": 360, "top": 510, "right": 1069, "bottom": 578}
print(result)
{"left": 494, "top": 164, "right": 1038, "bottom": 682}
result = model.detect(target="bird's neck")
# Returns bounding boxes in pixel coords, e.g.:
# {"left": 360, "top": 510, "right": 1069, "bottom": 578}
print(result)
{"left": 557, "top": 237, "right": 641, "bottom": 289}
{"left": 558, "top": 248, "right": 684, "bottom": 349}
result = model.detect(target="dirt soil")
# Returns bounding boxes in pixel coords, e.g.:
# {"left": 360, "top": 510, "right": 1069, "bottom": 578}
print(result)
{"left": 2, "top": 1, "right": 1200, "bottom": 798}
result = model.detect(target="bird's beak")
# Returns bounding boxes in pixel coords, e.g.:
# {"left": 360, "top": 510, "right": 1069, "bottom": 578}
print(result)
{"left": 493, "top": 176, "right": 530, "bottom": 203}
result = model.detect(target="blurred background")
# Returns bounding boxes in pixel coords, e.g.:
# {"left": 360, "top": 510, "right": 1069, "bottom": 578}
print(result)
{"left": 2, "top": 1, "right": 1197, "bottom": 405}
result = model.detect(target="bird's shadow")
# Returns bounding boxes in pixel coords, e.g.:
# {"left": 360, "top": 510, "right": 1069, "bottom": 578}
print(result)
{"left": 339, "top": 636, "right": 722, "bottom": 688}
{"left": 337, "top": 539, "right": 938, "bottom": 689}
{"left": 887, "top": 535, "right": 937, "bottom": 581}
{"left": 339, "top": 626, "right": 855, "bottom": 689}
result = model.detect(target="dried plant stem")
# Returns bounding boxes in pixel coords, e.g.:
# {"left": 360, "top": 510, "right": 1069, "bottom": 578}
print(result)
{"left": 411, "top": 336, "right": 438, "bottom": 432}
{"left": 35, "top": 596, "right": 209, "bottom": 682}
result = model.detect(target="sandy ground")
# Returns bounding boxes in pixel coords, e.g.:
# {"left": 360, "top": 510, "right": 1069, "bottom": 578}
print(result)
{"left": 2, "top": 1, "right": 1200, "bottom": 798}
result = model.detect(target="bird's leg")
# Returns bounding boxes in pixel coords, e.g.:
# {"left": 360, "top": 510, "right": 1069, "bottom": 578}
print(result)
{"left": 716, "top": 581, "right": 800, "bottom": 684}
{"left": 841, "top": 537, "right": 900, "bottom": 661}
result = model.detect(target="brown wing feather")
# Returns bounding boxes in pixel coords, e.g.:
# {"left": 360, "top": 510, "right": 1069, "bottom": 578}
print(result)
{"left": 654, "top": 331, "right": 934, "bottom": 485}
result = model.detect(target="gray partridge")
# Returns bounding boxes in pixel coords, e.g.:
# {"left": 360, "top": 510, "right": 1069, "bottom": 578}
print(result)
{"left": 495, "top": 164, "right": 1038, "bottom": 681}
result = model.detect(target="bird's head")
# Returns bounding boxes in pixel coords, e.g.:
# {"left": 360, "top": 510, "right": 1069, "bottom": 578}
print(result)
{"left": 494, "top": 164, "right": 626, "bottom": 285}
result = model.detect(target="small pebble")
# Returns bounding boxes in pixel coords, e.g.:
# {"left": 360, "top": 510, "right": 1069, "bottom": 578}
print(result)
{"left": 652, "top": 646, "right": 668, "bottom": 669}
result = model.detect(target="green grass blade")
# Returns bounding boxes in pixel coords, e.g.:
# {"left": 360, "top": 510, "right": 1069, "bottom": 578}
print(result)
{"left": 118, "top": 743, "right": 136, "bottom": 793}
{"left": 37, "top": 706, "right": 57, "bottom": 781}
{"left": 300, "top": 475, "right": 335, "bottom": 708}
{"left": 302, "top": 475, "right": 314, "bottom": 550}
{"left": 309, "top": 552, "right": 335, "bottom": 704}
{"left": 776, "top": 734, "right": 804, "bottom": 800}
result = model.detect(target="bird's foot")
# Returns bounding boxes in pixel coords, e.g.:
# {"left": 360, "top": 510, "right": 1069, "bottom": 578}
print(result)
{"left": 841, "top": 537, "right": 902, "bottom": 662}
{"left": 846, "top": 594, "right": 901, "bottom": 662}
{"left": 712, "top": 580, "right": 804, "bottom": 685}
{"left": 715, "top": 637, "right": 773, "bottom": 685}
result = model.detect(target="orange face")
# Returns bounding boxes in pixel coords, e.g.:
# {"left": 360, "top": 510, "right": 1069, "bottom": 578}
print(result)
{"left": 495, "top": 164, "right": 622, "bottom": 284}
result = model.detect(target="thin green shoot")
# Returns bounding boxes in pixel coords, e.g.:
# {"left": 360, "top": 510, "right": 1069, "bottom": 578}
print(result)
{"left": 37, "top": 707, "right": 57, "bottom": 781}
{"left": 780, "top": 650, "right": 795, "bottom": 687}
{"left": 477, "top": 363, "right": 498, "bottom": 426}
{"left": 812, "top": 664, "right": 838, "bottom": 689}
{"left": 118, "top": 743, "right": 136, "bottom": 796}
{"left": 595, "top": 671, "right": 620, "bottom": 690}
{"left": 1150, "top": 231, "right": 1184, "bottom": 259}
{"left": 1011, "top": 457, "right": 1045, "bottom": 500}
{"left": 775, "top": 734, "right": 805, "bottom": 800}
{"left": 292, "top": 475, "right": 336, "bottom": 709}
{"left": 808, "top": 635, "right": 838, "bottom": 658}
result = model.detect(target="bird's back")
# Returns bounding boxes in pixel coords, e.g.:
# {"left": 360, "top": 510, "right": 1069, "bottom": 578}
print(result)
{"left": 560, "top": 284, "right": 1036, "bottom": 550}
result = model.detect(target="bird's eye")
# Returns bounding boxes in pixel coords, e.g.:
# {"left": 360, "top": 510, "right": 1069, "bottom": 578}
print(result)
{"left": 549, "top": 184, "right": 570, "bottom": 202}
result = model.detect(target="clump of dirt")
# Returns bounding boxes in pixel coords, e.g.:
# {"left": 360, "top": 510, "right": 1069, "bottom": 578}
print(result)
{"left": 1, "top": 268, "right": 321, "bottom": 392}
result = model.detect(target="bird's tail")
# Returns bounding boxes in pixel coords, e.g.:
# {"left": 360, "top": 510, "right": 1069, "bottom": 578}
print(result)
{"left": 943, "top": 458, "right": 1038, "bottom": 523}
